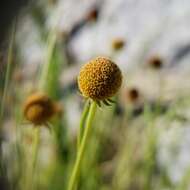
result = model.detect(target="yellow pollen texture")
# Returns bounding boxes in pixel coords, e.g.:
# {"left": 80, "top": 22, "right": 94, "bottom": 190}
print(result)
{"left": 78, "top": 57, "right": 122, "bottom": 101}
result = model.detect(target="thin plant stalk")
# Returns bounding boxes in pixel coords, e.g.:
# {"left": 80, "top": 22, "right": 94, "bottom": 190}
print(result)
{"left": 39, "top": 31, "right": 57, "bottom": 91}
{"left": 0, "top": 22, "right": 16, "bottom": 127}
{"left": 67, "top": 101, "right": 97, "bottom": 190}
{"left": 0, "top": 22, "right": 16, "bottom": 178}
{"left": 76, "top": 100, "right": 90, "bottom": 190}
{"left": 143, "top": 104, "right": 157, "bottom": 190}
{"left": 25, "top": 127, "right": 40, "bottom": 190}
{"left": 32, "top": 127, "right": 40, "bottom": 176}
{"left": 27, "top": 30, "right": 56, "bottom": 189}
{"left": 77, "top": 99, "right": 90, "bottom": 149}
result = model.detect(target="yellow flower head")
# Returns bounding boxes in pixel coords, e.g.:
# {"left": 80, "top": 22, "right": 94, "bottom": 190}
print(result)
{"left": 23, "top": 92, "right": 58, "bottom": 125}
{"left": 78, "top": 57, "right": 122, "bottom": 105}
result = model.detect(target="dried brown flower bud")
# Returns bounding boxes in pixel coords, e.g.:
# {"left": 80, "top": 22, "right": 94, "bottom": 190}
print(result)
{"left": 23, "top": 92, "right": 59, "bottom": 125}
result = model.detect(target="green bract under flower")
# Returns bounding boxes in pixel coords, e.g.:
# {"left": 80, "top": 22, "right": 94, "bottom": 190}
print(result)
{"left": 78, "top": 57, "right": 122, "bottom": 103}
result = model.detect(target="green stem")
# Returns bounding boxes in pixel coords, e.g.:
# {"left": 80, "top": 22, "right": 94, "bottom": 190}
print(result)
{"left": 143, "top": 104, "right": 157, "bottom": 190}
{"left": 0, "top": 22, "right": 16, "bottom": 127}
{"left": 32, "top": 128, "right": 40, "bottom": 173}
{"left": 39, "top": 32, "right": 56, "bottom": 91}
{"left": 67, "top": 101, "right": 97, "bottom": 190}
{"left": 77, "top": 100, "right": 90, "bottom": 150}
{"left": 26, "top": 127, "right": 40, "bottom": 190}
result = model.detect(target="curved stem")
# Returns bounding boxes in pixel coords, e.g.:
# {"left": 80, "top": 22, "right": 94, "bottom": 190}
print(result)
{"left": 32, "top": 127, "right": 40, "bottom": 172}
{"left": 39, "top": 32, "right": 56, "bottom": 92}
{"left": 0, "top": 21, "right": 16, "bottom": 128}
{"left": 77, "top": 100, "right": 90, "bottom": 150}
{"left": 67, "top": 101, "right": 97, "bottom": 190}
{"left": 26, "top": 127, "right": 40, "bottom": 190}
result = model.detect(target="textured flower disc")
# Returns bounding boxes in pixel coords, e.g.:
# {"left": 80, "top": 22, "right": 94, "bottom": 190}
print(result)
{"left": 23, "top": 92, "right": 56, "bottom": 125}
{"left": 78, "top": 57, "right": 122, "bottom": 101}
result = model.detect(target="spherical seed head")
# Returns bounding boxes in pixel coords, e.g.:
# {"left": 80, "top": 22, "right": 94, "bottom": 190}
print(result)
{"left": 78, "top": 57, "right": 122, "bottom": 101}
{"left": 23, "top": 92, "right": 56, "bottom": 125}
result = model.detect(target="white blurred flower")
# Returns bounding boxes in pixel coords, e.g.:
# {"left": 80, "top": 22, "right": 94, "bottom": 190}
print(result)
{"left": 157, "top": 122, "right": 190, "bottom": 184}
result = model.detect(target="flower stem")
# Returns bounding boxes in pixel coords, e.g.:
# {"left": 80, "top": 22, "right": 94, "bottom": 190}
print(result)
{"left": 27, "top": 127, "right": 40, "bottom": 190}
{"left": 77, "top": 100, "right": 90, "bottom": 150}
{"left": 32, "top": 127, "right": 40, "bottom": 173}
{"left": 39, "top": 31, "right": 57, "bottom": 92}
{"left": 67, "top": 101, "right": 97, "bottom": 190}
{"left": 0, "top": 21, "right": 16, "bottom": 128}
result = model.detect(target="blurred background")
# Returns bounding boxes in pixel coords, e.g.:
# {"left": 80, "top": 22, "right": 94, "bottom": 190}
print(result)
{"left": 1, "top": 0, "right": 190, "bottom": 190}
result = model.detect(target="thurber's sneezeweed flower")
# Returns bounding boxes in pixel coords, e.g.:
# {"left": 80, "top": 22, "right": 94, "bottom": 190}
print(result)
{"left": 148, "top": 55, "right": 163, "bottom": 69}
{"left": 111, "top": 38, "right": 125, "bottom": 51}
{"left": 78, "top": 57, "right": 122, "bottom": 106}
{"left": 67, "top": 57, "right": 122, "bottom": 190}
{"left": 23, "top": 92, "right": 59, "bottom": 126}
{"left": 23, "top": 92, "right": 61, "bottom": 189}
